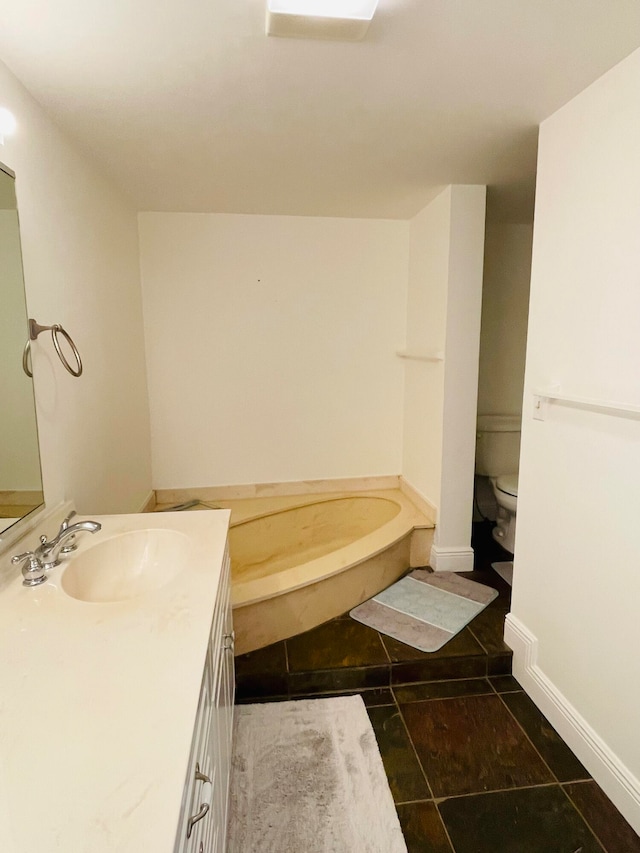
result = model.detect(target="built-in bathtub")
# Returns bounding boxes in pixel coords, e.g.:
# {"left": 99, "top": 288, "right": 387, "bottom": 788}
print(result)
{"left": 227, "top": 490, "right": 434, "bottom": 655}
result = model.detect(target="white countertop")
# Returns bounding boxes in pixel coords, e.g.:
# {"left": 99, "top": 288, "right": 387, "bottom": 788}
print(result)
{"left": 0, "top": 508, "right": 231, "bottom": 853}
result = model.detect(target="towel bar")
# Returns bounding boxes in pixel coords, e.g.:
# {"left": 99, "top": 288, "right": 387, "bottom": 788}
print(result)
{"left": 23, "top": 318, "right": 83, "bottom": 378}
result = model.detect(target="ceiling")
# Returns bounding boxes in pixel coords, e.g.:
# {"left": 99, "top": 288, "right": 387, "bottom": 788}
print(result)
{"left": 1, "top": 0, "right": 639, "bottom": 222}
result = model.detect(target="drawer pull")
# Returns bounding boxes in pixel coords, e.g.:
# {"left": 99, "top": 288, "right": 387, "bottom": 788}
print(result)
{"left": 223, "top": 630, "right": 235, "bottom": 651}
{"left": 187, "top": 802, "right": 209, "bottom": 838}
{"left": 195, "top": 762, "right": 210, "bottom": 784}
{"left": 187, "top": 762, "right": 211, "bottom": 838}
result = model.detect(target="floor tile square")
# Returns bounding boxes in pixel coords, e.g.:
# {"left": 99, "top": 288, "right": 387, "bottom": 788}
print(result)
{"left": 400, "top": 694, "right": 553, "bottom": 797}
{"left": 234, "top": 640, "right": 287, "bottom": 676}
{"left": 396, "top": 801, "right": 453, "bottom": 853}
{"left": 286, "top": 618, "right": 389, "bottom": 671}
{"left": 486, "top": 651, "right": 513, "bottom": 675}
{"left": 234, "top": 641, "right": 288, "bottom": 699}
{"left": 501, "top": 691, "right": 589, "bottom": 782}
{"left": 564, "top": 780, "right": 640, "bottom": 853}
{"left": 367, "top": 705, "right": 431, "bottom": 803}
{"left": 466, "top": 602, "right": 513, "bottom": 655}
{"left": 438, "top": 785, "right": 603, "bottom": 853}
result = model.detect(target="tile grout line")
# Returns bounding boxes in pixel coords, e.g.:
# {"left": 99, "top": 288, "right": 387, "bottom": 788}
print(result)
{"left": 393, "top": 778, "right": 585, "bottom": 807}
{"left": 376, "top": 628, "right": 393, "bottom": 666}
{"left": 433, "top": 802, "right": 457, "bottom": 853}
{"left": 389, "top": 693, "right": 458, "bottom": 852}
{"left": 492, "top": 686, "right": 605, "bottom": 851}
{"left": 494, "top": 689, "right": 564, "bottom": 785}
{"left": 428, "top": 779, "right": 571, "bottom": 803}
{"left": 557, "top": 783, "right": 609, "bottom": 853}
{"left": 393, "top": 683, "right": 496, "bottom": 704}
{"left": 392, "top": 690, "right": 436, "bottom": 802}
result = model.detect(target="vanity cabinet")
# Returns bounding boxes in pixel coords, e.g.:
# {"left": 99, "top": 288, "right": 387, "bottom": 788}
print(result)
{"left": 175, "top": 547, "right": 234, "bottom": 853}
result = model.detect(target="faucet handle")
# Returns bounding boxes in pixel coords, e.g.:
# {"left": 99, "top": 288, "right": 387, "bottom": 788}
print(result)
{"left": 11, "top": 551, "right": 47, "bottom": 587}
{"left": 37, "top": 511, "right": 78, "bottom": 555}
{"left": 61, "top": 510, "right": 77, "bottom": 530}
{"left": 58, "top": 510, "right": 79, "bottom": 555}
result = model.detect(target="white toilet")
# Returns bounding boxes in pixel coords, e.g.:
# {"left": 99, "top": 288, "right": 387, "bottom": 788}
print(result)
{"left": 475, "top": 414, "right": 521, "bottom": 554}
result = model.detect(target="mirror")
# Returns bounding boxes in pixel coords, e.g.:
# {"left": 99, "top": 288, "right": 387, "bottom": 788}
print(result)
{"left": 0, "top": 162, "right": 44, "bottom": 533}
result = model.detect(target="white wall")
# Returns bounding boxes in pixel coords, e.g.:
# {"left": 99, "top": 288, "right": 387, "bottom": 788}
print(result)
{"left": 506, "top": 47, "right": 640, "bottom": 830}
{"left": 435, "top": 186, "right": 487, "bottom": 569}
{"left": 139, "top": 213, "right": 409, "bottom": 489}
{"left": 401, "top": 186, "right": 486, "bottom": 570}
{"left": 0, "top": 60, "right": 152, "bottom": 515}
{"left": 477, "top": 224, "right": 533, "bottom": 418}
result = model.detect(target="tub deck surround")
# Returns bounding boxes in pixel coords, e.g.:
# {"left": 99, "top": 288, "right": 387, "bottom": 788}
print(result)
{"left": 0, "top": 508, "right": 231, "bottom": 853}
{"left": 154, "top": 474, "right": 402, "bottom": 505}
{"left": 229, "top": 490, "right": 433, "bottom": 655}
{"left": 221, "top": 490, "right": 433, "bottom": 604}
{"left": 154, "top": 488, "right": 435, "bottom": 655}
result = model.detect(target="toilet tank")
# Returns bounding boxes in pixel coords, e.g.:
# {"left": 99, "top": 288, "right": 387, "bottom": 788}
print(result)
{"left": 475, "top": 415, "right": 522, "bottom": 477}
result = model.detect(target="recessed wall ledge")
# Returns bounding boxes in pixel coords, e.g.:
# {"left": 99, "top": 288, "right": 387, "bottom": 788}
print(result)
{"left": 396, "top": 350, "right": 444, "bottom": 362}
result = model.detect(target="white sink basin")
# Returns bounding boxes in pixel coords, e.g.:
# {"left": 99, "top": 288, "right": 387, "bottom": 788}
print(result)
{"left": 61, "top": 529, "right": 191, "bottom": 603}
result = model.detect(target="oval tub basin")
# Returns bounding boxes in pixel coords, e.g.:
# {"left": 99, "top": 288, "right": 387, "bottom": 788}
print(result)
{"left": 228, "top": 490, "right": 434, "bottom": 655}
{"left": 230, "top": 496, "right": 400, "bottom": 584}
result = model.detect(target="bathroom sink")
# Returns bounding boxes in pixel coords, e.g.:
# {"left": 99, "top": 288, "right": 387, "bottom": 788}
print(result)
{"left": 61, "top": 529, "right": 191, "bottom": 603}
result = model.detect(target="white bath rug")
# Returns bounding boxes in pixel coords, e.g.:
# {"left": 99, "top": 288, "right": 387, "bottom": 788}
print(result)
{"left": 227, "top": 696, "right": 407, "bottom": 853}
{"left": 492, "top": 561, "right": 514, "bottom": 586}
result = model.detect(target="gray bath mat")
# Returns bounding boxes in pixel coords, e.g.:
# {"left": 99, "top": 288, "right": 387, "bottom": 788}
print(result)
{"left": 228, "top": 696, "right": 407, "bottom": 853}
{"left": 350, "top": 569, "right": 498, "bottom": 652}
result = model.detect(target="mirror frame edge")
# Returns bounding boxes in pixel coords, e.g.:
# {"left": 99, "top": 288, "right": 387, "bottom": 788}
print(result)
{"left": 0, "top": 157, "right": 46, "bottom": 539}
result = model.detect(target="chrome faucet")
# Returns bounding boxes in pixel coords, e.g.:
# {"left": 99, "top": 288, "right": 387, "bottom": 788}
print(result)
{"left": 35, "top": 512, "right": 102, "bottom": 570}
{"left": 11, "top": 551, "right": 48, "bottom": 587}
{"left": 11, "top": 512, "right": 102, "bottom": 587}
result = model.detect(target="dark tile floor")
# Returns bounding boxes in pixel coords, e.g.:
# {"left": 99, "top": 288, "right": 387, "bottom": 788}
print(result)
{"left": 234, "top": 522, "right": 640, "bottom": 852}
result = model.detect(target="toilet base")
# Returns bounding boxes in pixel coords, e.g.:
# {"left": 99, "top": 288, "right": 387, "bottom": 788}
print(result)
{"left": 492, "top": 506, "right": 516, "bottom": 554}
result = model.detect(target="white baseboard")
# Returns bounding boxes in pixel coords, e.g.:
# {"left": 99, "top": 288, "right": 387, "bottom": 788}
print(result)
{"left": 504, "top": 614, "right": 640, "bottom": 833}
{"left": 428, "top": 544, "right": 474, "bottom": 572}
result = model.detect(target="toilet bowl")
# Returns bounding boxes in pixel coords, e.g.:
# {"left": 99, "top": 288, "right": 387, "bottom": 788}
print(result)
{"left": 491, "top": 472, "right": 518, "bottom": 553}
{"left": 475, "top": 415, "right": 521, "bottom": 555}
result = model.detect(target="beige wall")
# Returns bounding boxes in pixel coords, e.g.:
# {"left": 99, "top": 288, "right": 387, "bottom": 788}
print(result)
{"left": 477, "top": 224, "right": 533, "bottom": 418}
{"left": 506, "top": 47, "right": 640, "bottom": 830}
{"left": 401, "top": 186, "right": 486, "bottom": 570}
{"left": 0, "top": 60, "right": 152, "bottom": 514}
{"left": 138, "top": 212, "right": 409, "bottom": 489}
{"left": 401, "top": 189, "right": 449, "bottom": 510}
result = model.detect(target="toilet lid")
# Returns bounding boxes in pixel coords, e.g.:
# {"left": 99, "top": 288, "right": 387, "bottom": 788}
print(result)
{"left": 496, "top": 473, "right": 518, "bottom": 497}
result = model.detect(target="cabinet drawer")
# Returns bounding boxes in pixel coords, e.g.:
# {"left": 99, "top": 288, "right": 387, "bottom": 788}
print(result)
{"left": 175, "top": 542, "right": 233, "bottom": 853}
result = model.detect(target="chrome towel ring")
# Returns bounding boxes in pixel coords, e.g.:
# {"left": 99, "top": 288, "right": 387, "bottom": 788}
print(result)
{"left": 23, "top": 318, "right": 83, "bottom": 378}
